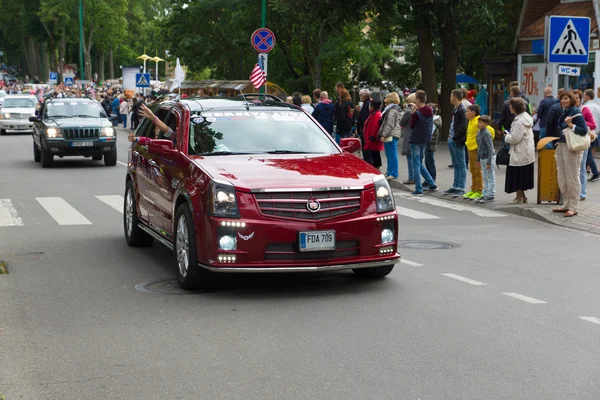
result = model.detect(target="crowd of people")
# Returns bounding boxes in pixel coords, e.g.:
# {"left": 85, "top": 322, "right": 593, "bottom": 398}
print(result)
{"left": 303, "top": 80, "right": 597, "bottom": 217}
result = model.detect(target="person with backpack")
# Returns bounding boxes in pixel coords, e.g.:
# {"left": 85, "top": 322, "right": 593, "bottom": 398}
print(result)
{"left": 334, "top": 88, "right": 355, "bottom": 144}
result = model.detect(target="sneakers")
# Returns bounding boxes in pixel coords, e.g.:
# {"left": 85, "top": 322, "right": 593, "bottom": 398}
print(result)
{"left": 452, "top": 190, "right": 465, "bottom": 198}
{"left": 411, "top": 191, "right": 423, "bottom": 197}
{"left": 427, "top": 185, "right": 439, "bottom": 192}
{"left": 468, "top": 192, "right": 482, "bottom": 200}
{"left": 443, "top": 188, "right": 457, "bottom": 195}
{"left": 422, "top": 181, "right": 430, "bottom": 188}
{"left": 463, "top": 191, "right": 475, "bottom": 199}
{"left": 477, "top": 196, "right": 495, "bottom": 203}
{"left": 589, "top": 174, "right": 600, "bottom": 182}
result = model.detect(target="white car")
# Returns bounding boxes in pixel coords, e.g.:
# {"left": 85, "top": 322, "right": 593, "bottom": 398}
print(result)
{"left": 0, "top": 95, "right": 38, "bottom": 135}
{"left": 0, "top": 90, "right": 6, "bottom": 108}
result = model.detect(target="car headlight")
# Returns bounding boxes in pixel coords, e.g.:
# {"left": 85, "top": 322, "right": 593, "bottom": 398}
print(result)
{"left": 3, "top": 113, "right": 10, "bottom": 119}
{"left": 100, "top": 127, "right": 115, "bottom": 137}
{"left": 46, "top": 128, "right": 62, "bottom": 138}
{"left": 208, "top": 180, "right": 239, "bottom": 217}
{"left": 373, "top": 175, "right": 395, "bottom": 213}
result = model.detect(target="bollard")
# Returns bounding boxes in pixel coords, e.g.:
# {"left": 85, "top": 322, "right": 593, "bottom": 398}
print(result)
{"left": 536, "top": 137, "right": 560, "bottom": 204}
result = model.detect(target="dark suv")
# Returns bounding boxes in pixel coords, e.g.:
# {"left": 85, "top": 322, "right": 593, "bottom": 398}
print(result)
{"left": 30, "top": 97, "right": 117, "bottom": 167}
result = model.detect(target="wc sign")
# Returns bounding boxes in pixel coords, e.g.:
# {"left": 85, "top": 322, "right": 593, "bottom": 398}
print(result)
{"left": 558, "top": 65, "right": 581, "bottom": 76}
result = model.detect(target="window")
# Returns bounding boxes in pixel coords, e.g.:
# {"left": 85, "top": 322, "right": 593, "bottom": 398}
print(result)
{"left": 44, "top": 101, "right": 106, "bottom": 118}
{"left": 188, "top": 110, "right": 338, "bottom": 156}
{"left": 3, "top": 98, "right": 36, "bottom": 108}
{"left": 136, "top": 105, "right": 170, "bottom": 138}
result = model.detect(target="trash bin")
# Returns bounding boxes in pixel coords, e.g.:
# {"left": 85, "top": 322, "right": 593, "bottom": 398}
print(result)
{"left": 536, "top": 137, "right": 560, "bottom": 204}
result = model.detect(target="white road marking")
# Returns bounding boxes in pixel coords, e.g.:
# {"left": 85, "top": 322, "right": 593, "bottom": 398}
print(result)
{"left": 502, "top": 292, "right": 546, "bottom": 304}
{"left": 395, "top": 206, "right": 440, "bottom": 220}
{"left": 400, "top": 259, "right": 423, "bottom": 267}
{"left": 36, "top": 197, "right": 92, "bottom": 225}
{"left": 0, "top": 199, "right": 23, "bottom": 226}
{"left": 96, "top": 195, "right": 124, "bottom": 213}
{"left": 396, "top": 192, "right": 505, "bottom": 218}
{"left": 117, "top": 161, "right": 127, "bottom": 167}
{"left": 441, "top": 273, "right": 486, "bottom": 286}
{"left": 579, "top": 316, "right": 600, "bottom": 326}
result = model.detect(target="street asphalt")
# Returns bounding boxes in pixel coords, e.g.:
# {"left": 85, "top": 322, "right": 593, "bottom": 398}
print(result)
{"left": 1, "top": 127, "right": 599, "bottom": 399}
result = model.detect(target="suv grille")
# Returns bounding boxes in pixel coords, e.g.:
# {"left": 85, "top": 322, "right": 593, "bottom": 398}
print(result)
{"left": 255, "top": 190, "right": 361, "bottom": 221}
{"left": 264, "top": 240, "right": 359, "bottom": 261}
{"left": 11, "top": 113, "right": 31, "bottom": 120}
{"left": 62, "top": 128, "right": 100, "bottom": 140}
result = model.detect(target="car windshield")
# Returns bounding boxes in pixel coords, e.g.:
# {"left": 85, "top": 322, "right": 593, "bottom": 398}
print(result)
{"left": 2, "top": 98, "right": 36, "bottom": 108}
{"left": 45, "top": 101, "right": 106, "bottom": 118}
{"left": 188, "top": 110, "right": 338, "bottom": 156}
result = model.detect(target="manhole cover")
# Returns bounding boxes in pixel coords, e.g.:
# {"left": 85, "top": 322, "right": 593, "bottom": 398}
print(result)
{"left": 397, "top": 240, "right": 458, "bottom": 250}
{"left": 135, "top": 278, "right": 210, "bottom": 294}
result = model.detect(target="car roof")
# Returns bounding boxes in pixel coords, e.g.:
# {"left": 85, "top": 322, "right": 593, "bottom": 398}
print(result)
{"left": 4, "top": 94, "right": 37, "bottom": 100}
{"left": 173, "top": 97, "right": 302, "bottom": 114}
{"left": 45, "top": 97, "right": 96, "bottom": 103}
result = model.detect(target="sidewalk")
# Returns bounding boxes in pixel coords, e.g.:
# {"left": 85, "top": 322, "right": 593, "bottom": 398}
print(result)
{"left": 382, "top": 143, "right": 600, "bottom": 234}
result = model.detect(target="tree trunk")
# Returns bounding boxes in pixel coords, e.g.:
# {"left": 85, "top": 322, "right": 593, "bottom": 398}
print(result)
{"left": 108, "top": 48, "right": 114, "bottom": 80}
{"left": 415, "top": 4, "right": 438, "bottom": 105}
{"left": 99, "top": 51, "right": 105, "bottom": 81}
{"left": 437, "top": 10, "right": 459, "bottom": 142}
{"left": 59, "top": 28, "right": 66, "bottom": 83}
{"left": 83, "top": 29, "right": 94, "bottom": 81}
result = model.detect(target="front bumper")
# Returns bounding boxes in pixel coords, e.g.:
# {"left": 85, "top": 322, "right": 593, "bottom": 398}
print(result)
{"left": 0, "top": 119, "right": 33, "bottom": 131}
{"left": 43, "top": 137, "right": 116, "bottom": 156}
{"left": 199, "top": 258, "right": 399, "bottom": 273}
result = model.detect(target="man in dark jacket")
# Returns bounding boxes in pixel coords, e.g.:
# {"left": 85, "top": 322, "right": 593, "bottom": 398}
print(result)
{"left": 312, "top": 91, "right": 335, "bottom": 135}
{"left": 497, "top": 86, "right": 531, "bottom": 133}
{"left": 444, "top": 89, "right": 468, "bottom": 196}
{"left": 408, "top": 90, "right": 437, "bottom": 195}
{"left": 545, "top": 88, "right": 566, "bottom": 149}
{"left": 537, "top": 86, "right": 558, "bottom": 144}
{"left": 356, "top": 89, "right": 371, "bottom": 142}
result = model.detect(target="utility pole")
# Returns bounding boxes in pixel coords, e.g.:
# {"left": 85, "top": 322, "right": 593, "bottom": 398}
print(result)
{"left": 261, "top": 0, "right": 266, "bottom": 94}
{"left": 79, "top": 0, "right": 84, "bottom": 81}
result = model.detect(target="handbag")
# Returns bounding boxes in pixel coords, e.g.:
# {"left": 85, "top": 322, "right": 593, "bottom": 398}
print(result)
{"left": 495, "top": 147, "right": 510, "bottom": 168}
{"left": 383, "top": 136, "right": 393, "bottom": 142}
{"left": 563, "top": 113, "right": 590, "bottom": 152}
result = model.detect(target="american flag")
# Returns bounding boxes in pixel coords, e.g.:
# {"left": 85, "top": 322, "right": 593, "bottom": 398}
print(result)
{"left": 249, "top": 62, "right": 266, "bottom": 89}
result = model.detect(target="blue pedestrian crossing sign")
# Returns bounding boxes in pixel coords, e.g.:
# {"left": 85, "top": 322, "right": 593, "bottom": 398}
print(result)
{"left": 63, "top": 76, "right": 74, "bottom": 86}
{"left": 136, "top": 73, "right": 151, "bottom": 88}
{"left": 547, "top": 16, "right": 590, "bottom": 64}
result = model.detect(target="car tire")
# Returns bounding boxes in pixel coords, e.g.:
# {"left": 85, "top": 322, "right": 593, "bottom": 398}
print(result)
{"left": 92, "top": 154, "right": 103, "bottom": 161}
{"left": 40, "top": 144, "right": 53, "bottom": 168}
{"left": 174, "top": 203, "right": 215, "bottom": 290}
{"left": 33, "top": 142, "right": 41, "bottom": 162}
{"left": 123, "top": 180, "right": 154, "bottom": 247}
{"left": 352, "top": 264, "right": 394, "bottom": 278}
{"left": 104, "top": 147, "right": 117, "bottom": 166}
{"left": 0, "top": 129, "right": 5, "bottom": 136}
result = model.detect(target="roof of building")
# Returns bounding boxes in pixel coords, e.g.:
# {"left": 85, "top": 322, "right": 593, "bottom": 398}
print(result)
{"left": 519, "top": 0, "right": 598, "bottom": 38}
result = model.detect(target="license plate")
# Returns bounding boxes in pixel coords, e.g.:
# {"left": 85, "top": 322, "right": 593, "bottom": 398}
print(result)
{"left": 71, "top": 141, "right": 94, "bottom": 147}
{"left": 299, "top": 230, "right": 336, "bottom": 252}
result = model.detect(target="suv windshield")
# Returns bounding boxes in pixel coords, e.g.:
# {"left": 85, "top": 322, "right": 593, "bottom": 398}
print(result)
{"left": 188, "top": 110, "right": 338, "bottom": 155}
{"left": 45, "top": 101, "right": 106, "bottom": 118}
{"left": 3, "top": 98, "right": 36, "bottom": 108}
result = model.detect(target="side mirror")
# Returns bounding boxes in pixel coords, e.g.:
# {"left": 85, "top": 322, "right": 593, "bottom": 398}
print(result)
{"left": 29, "top": 116, "right": 40, "bottom": 123}
{"left": 148, "top": 139, "right": 177, "bottom": 156}
{"left": 340, "top": 137, "right": 361, "bottom": 153}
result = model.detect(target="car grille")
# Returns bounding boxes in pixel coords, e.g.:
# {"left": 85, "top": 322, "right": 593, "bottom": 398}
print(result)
{"left": 11, "top": 113, "right": 31, "bottom": 120}
{"left": 255, "top": 190, "right": 361, "bottom": 221}
{"left": 62, "top": 128, "right": 100, "bottom": 140}
{"left": 264, "top": 240, "right": 359, "bottom": 261}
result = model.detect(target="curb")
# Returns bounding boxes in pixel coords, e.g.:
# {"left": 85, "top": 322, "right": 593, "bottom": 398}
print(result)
{"left": 389, "top": 179, "right": 600, "bottom": 234}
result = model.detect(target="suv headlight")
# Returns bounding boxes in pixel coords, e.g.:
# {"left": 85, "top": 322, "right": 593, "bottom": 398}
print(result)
{"left": 100, "top": 127, "right": 115, "bottom": 137}
{"left": 373, "top": 175, "right": 395, "bottom": 213}
{"left": 208, "top": 180, "right": 240, "bottom": 217}
{"left": 46, "top": 128, "right": 62, "bottom": 138}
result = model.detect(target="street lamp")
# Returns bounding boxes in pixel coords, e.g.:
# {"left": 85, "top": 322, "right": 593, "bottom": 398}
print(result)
{"left": 151, "top": 56, "right": 165, "bottom": 82}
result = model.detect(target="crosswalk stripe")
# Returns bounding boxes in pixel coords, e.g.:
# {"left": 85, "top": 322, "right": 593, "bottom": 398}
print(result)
{"left": 400, "top": 259, "right": 423, "bottom": 267}
{"left": 396, "top": 193, "right": 506, "bottom": 218}
{"left": 441, "top": 273, "right": 486, "bottom": 286}
{"left": 0, "top": 199, "right": 23, "bottom": 227}
{"left": 395, "top": 206, "right": 440, "bottom": 220}
{"left": 35, "top": 197, "right": 92, "bottom": 225}
{"left": 96, "top": 195, "right": 124, "bottom": 213}
{"left": 579, "top": 316, "right": 600, "bottom": 326}
{"left": 502, "top": 292, "right": 546, "bottom": 304}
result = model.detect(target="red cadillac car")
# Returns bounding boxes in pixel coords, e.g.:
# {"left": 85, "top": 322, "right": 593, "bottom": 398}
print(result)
{"left": 124, "top": 98, "right": 400, "bottom": 288}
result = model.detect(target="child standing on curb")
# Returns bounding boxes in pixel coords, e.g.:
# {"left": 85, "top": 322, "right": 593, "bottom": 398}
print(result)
{"left": 476, "top": 115, "right": 496, "bottom": 203}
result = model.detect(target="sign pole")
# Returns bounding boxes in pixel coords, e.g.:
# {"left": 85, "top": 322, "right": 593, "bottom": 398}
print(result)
{"left": 261, "top": 0, "right": 266, "bottom": 94}
{"left": 78, "top": 0, "right": 84, "bottom": 80}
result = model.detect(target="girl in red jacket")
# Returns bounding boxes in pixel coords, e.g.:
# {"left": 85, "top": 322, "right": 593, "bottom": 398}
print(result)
{"left": 362, "top": 99, "right": 383, "bottom": 169}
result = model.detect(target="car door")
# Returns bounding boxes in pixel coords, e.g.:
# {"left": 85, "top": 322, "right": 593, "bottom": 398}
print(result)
{"left": 132, "top": 106, "right": 171, "bottom": 224}
{"left": 146, "top": 110, "right": 182, "bottom": 239}
{"left": 32, "top": 103, "right": 47, "bottom": 149}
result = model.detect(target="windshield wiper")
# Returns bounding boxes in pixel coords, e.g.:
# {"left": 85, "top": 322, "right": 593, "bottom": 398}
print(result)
{"left": 264, "top": 150, "right": 315, "bottom": 154}
{"left": 198, "top": 151, "right": 256, "bottom": 156}
{"left": 49, "top": 115, "right": 70, "bottom": 119}
{"left": 72, "top": 115, "right": 97, "bottom": 118}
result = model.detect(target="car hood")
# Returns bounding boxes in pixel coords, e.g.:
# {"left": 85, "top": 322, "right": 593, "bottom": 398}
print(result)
{"left": 50, "top": 117, "right": 112, "bottom": 128}
{"left": 191, "top": 153, "right": 382, "bottom": 191}
{"left": 2, "top": 107, "right": 34, "bottom": 114}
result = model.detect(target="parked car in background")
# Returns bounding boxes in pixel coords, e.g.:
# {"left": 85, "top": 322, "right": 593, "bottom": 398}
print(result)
{"left": 0, "top": 90, "right": 6, "bottom": 108}
{"left": 0, "top": 95, "right": 38, "bottom": 135}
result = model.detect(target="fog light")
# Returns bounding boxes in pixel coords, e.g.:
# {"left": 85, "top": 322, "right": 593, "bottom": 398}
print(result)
{"left": 219, "top": 235, "right": 237, "bottom": 250}
{"left": 220, "top": 221, "right": 246, "bottom": 228}
{"left": 376, "top": 215, "right": 395, "bottom": 221}
{"left": 218, "top": 254, "right": 237, "bottom": 263}
{"left": 381, "top": 229, "right": 394, "bottom": 244}
{"left": 379, "top": 246, "right": 394, "bottom": 255}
